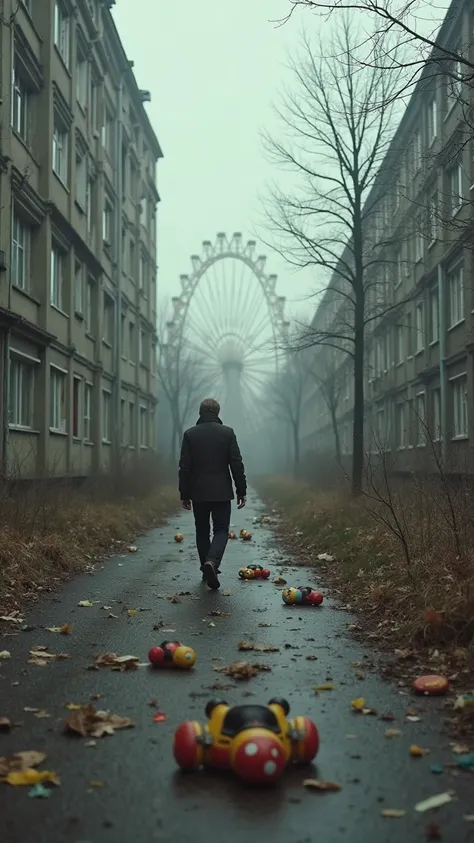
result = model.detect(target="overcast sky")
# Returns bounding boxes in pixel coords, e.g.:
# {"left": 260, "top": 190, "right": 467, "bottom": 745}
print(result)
{"left": 113, "top": 0, "right": 317, "bottom": 320}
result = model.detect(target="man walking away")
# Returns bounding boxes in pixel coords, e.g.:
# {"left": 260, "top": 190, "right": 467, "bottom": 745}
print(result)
{"left": 178, "top": 398, "right": 247, "bottom": 590}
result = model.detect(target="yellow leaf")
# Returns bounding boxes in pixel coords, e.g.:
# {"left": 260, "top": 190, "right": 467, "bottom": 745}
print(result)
{"left": 351, "top": 697, "right": 366, "bottom": 710}
{"left": 127, "top": 609, "right": 137, "bottom": 616}
{"left": 65, "top": 703, "right": 82, "bottom": 711}
{"left": 4, "top": 768, "right": 60, "bottom": 786}
{"left": 89, "top": 780, "right": 103, "bottom": 788}
{"left": 410, "top": 744, "right": 429, "bottom": 757}
{"left": 0, "top": 650, "right": 11, "bottom": 660}
{"left": 314, "top": 684, "right": 334, "bottom": 692}
{"left": 78, "top": 600, "right": 95, "bottom": 608}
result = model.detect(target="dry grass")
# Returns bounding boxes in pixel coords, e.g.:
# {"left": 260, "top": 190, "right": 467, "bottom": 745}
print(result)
{"left": 256, "top": 475, "right": 474, "bottom": 667}
{"left": 0, "top": 462, "right": 179, "bottom": 612}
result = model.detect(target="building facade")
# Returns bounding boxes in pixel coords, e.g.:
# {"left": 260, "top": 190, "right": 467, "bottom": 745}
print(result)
{"left": 0, "top": 0, "right": 161, "bottom": 479}
{"left": 301, "top": 0, "right": 474, "bottom": 472}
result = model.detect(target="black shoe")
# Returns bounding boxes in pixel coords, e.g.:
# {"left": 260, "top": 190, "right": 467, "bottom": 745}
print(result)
{"left": 202, "top": 560, "right": 220, "bottom": 590}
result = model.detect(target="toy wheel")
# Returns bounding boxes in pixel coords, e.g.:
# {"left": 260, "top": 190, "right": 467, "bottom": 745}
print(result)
{"left": 291, "top": 716, "right": 319, "bottom": 763}
{"left": 268, "top": 697, "right": 290, "bottom": 715}
{"left": 205, "top": 699, "right": 227, "bottom": 718}
{"left": 173, "top": 721, "right": 204, "bottom": 770}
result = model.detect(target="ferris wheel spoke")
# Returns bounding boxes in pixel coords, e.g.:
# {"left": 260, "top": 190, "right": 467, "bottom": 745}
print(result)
{"left": 188, "top": 293, "right": 223, "bottom": 347}
{"left": 185, "top": 313, "right": 221, "bottom": 356}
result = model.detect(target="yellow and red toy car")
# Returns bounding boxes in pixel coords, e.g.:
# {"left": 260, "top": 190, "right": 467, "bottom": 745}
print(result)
{"left": 238, "top": 564, "right": 271, "bottom": 580}
{"left": 148, "top": 640, "right": 196, "bottom": 669}
{"left": 173, "top": 697, "right": 319, "bottom": 784}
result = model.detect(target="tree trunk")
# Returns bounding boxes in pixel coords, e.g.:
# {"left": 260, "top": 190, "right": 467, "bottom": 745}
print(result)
{"left": 329, "top": 404, "right": 341, "bottom": 464}
{"left": 292, "top": 422, "right": 300, "bottom": 478}
{"left": 352, "top": 199, "right": 365, "bottom": 495}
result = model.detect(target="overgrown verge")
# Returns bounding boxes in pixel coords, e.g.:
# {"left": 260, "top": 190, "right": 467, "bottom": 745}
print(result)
{"left": 0, "top": 456, "right": 179, "bottom": 612}
{"left": 255, "top": 475, "right": 474, "bottom": 674}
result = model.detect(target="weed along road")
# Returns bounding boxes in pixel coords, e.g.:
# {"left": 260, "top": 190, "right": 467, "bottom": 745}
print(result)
{"left": 0, "top": 494, "right": 472, "bottom": 843}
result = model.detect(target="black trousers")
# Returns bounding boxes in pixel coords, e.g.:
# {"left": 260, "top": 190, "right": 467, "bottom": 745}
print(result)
{"left": 192, "top": 501, "right": 231, "bottom": 567}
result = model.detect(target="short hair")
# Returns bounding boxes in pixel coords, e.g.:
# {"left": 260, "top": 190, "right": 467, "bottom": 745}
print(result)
{"left": 199, "top": 397, "right": 220, "bottom": 415}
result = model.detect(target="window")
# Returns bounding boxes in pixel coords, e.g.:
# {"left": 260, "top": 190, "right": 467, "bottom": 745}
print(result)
{"left": 9, "top": 359, "right": 34, "bottom": 428}
{"left": 102, "top": 390, "right": 112, "bottom": 442}
{"left": 50, "top": 367, "right": 67, "bottom": 433}
{"left": 451, "top": 376, "right": 468, "bottom": 438}
{"left": 140, "top": 405, "right": 147, "bottom": 447}
{"left": 448, "top": 164, "right": 463, "bottom": 216}
{"left": 139, "top": 195, "right": 147, "bottom": 225}
{"left": 102, "top": 198, "right": 113, "bottom": 245}
{"left": 429, "top": 286, "right": 439, "bottom": 343}
{"left": 102, "top": 110, "right": 115, "bottom": 160}
{"left": 103, "top": 292, "right": 115, "bottom": 345}
{"left": 415, "top": 219, "right": 423, "bottom": 262}
{"left": 54, "top": 1, "right": 70, "bottom": 67}
{"left": 11, "top": 214, "right": 30, "bottom": 291}
{"left": 85, "top": 276, "right": 94, "bottom": 332}
{"left": 447, "top": 58, "right": 462, "bottom": 105}
{"left": 129, "top": 240, "right": 135, "bottom": 277}
{"left": 86, "top": 175, "right": 93, "bottom": 234}
{"left": 50, "top": 247, "right": 65, "bottom": 311}
{"left": 129, "top": 401, "right": 135, "bottom": 445}
{"left": 432, "top": 389, "right": 441, "bottom": 441}
{"left": 395, "top": 403, "right": 406, "bottom": 449}
{"left": 405, "top": 311, "right": 413, "bottom": 357}
{"left": 413, "top": 130, "right": 421, "bottom": 172}
{"left": 75, "top": 147, "right": 87, "bottom": 209}
{"left": 52, "top": 121, "right": 69, "bottom": 183}
{"left": 395, "top": 323, "right": 404, "bottom": 364}
{"left": 11, "top": 65, "right": 28, "bottom": 139}
{"left": 139, "top": 327, "right": 149, "bottom": 367}
{"left": 121, "top": 313, "right": 127, "bottom": 359}
{"left": 120, "top": 399, "right": 126, "bottom": 445}
{"left": 84, "top": 382, "right": 92, "bottom": 440}
{"left": 74, "top": 261, "right": 83, "bottom": 314}
{"left": 76, "top": 48, "right": 88, "bottom": 108}
{"left": 427, "top": 191, "right": 437, "bottom": 244}
{"left": 72, "top": 376, "right": 81, "bottom": 438}
{"left": 448, "top": 262, "right": 464, "bottom": 327}
{"left": 139, "top": 255, "right": 149, "bottom": 297}
{"left": 129, "top": 321, "right": 135, "bottom": 362}
{"left": 427, "top": 98, "right": 437, "bottom": 144}
{"left": 90, "top": 77, "right": 99, "bottom": 131}
{"left": 415, "top": 392, "right": 426, "bottom": 446}
{"left": 415, "top": 301, "right": 424, "bottom": 352}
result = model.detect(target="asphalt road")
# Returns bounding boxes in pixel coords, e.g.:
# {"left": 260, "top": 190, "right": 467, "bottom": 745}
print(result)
{"left": 0, "top": 492, "right": 472, "bottom": 843}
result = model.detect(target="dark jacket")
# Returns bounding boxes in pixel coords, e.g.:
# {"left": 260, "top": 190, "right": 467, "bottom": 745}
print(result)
{"left": 178, "top": 411, "right": 247, "bottom": 503}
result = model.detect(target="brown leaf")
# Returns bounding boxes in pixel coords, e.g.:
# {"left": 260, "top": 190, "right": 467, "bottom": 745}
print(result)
{"left": 168, "top": 595, "right": 181, "bottom": 604}
{"left": 91, "top": 653, "right": 140, "bottom": 671}
{"left": 306, "top": 655, "right": 318, "bottom": 661}
{"left": 0, "top": 717, "right": 12, "bottom": 730}
{"left": 385, "top": 728, "right": 402, "bottom": 738}
{"left": 423, "top": 609, "right": 444, "bottom": 627}
{"left": 303, "top": 778, "right": 342, "bottom": 792}
{"left": 273, "top": 577, "right": 287, "bottom": 585}
{"left": 426, "top": 822, "right": 441, "bottom": 840}
{"left": 0, "top": 751, "right": 46, "bottom": 776}
{"left": 64, "top": 704, "right": 134, "bottom": 738}
{"left": 258, "top": 623, "right": 272, "bottom": 628}
{"left": 381, "top": 809, "right": 406, "bottom": 818}
{"left": 214, "top": 661, "right": 272, "bottom": 680}
{"left": 237, "top": 641, "right": 279, "bottom": 653}
{"left": 209, "top": 611, "right": 231, "bottom": 617}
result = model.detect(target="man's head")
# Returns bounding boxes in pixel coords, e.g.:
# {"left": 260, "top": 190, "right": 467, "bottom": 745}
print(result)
{"left": 199, "top": 397, "right": 220, "bottom": 417}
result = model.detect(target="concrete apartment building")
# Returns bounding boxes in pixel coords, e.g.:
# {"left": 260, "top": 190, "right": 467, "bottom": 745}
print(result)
{"left": 0, "top": 0, "right": 161, "bottom": 479}
{"left": 302, "top": 0, "right": 474, "bottom": 472}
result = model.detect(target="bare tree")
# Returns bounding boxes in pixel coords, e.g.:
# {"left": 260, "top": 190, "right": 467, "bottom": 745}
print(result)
{"left": 263, "top": 20, "right": 406, "bottom": 493}
{"left": 266, "top": 353, "right": 310, "bottom": 477}
{"left": 156, "top": 313, "right": 209, "bottom": 460}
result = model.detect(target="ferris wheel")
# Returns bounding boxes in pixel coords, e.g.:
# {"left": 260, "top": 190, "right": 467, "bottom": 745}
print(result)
{"left": 166, "top": 233, "right": 290, "bottom": 436}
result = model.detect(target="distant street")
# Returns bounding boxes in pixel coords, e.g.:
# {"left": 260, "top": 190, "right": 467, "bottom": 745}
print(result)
{"left": 0, "top": 493, "right": 471, "bottom": 843}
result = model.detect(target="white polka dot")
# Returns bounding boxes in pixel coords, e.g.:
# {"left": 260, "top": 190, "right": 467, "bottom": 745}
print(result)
{"left": 245, "top": 742, "right": 258, "bottom": 756}
{"left": 264, "top": 761, "right": 277, "bottom": 776}
{"left": 271, "top": 748, "right": 279, "bottom": 758}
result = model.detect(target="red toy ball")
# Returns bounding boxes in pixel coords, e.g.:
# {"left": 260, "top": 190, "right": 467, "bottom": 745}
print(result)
{"left": 148, "top": 646, "right": 165, "bottom": 665}
{"left": 231, "top": 734, "right": 287, "bottom": 784}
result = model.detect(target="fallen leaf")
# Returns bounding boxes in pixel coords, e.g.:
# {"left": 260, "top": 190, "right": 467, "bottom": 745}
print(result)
{"left": 152, "top": 711, "right": 167, "bottom": 723}
{"left": 28, "top": 649, "right": 70, "bottom": 666}
{"left": 45, "top": 624, "right": 72, "bottom": 634}
{"left": 4, "top": 768, "right": 59, "bottom": 786}
{"left": 222, "top": 590, "right": 232, "bottom": 596}
{"left": 168, "top": 596, "right": 181, "bottom": 604}
{"left": 209, "top": 611, "right": 231, "bottom": 617}
{"left": 0, "top": 614, "right": 24, "bottom": 625}
{"left": 257, "top": 623, "right": 272, "bottom": 628}
{"left": 410, "top": 745, "right": 430, "bottom": 757}
{"left": 238, "top": 641, "right": 280, "bottom": 653}
{"left": 385, "top": 729, "right": 402, "bottom": 738}
{"left": 91, "top": 653, "right": 140, "bottom": 671}
{"left": 426, "top": 822, "right": 441, "bottom": 840}
{"left": 273, "top": 577, "right": 287, "bottom": 585}
{"left": 0, "top": 751, "right": 46, "bottom": 776}
{"left": 306, "top": 655, "right": 318, "bottom": 661}
{"left": 464, "top": 815, "right": 474, "bottom": 822}
{"left": 415, "top": 793, "right": 454, "bottom": 812}
{"left": 127, "top": 546, "right": 137, "bottom": 553}
{"left": 0, "top": 651, "right": 11, "bottom": 660}
{"left": 351, "top": 697, "right": 366, "bottom": 710}
{"left": 89, "top": 780, "right": 103, "bottom": 787}
{"left": 64, "top": 704, "right": 134, "bottom": 738}
{"left": 381, "top": 809, "right": 406, "bottom": 818}
{"left": 451, "top": 743, "right": 469, "bottom": 755}
{"left": 85, "top": 740, "right": 96, "bottom": 748}
{"left": 0, "top": 718, "right": 12, "bottom": 730}
{"left": 65, "top": 703, "right": 82, "bottom": 711}
{"left": 28, "top": 782, "right": 52, "bottom": 798}
{"left": 303, "top": 778, "right": 342, "bottom": 792}
{"left": 314, "top": 683, "right": 334, "bottom": 692}
{"left": 423, "top": 609, "right": 444, "bottom": 626}
{"left": 406, "top": 715, "right": 421, "bottom": 723}
{"left": 78, "top": 601, "right": 95, "bottom": 608}
{"left": 380, "top": 712, "right": 397, "bottom": 722}
{"left": 127, "top": 609, "right": 138, "bottom": 616}
{"left": 34, "top": 710, "right": 50, "bottom": 719}
{"left": 214, "top": 661, "right": 272, "bottom": 680}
